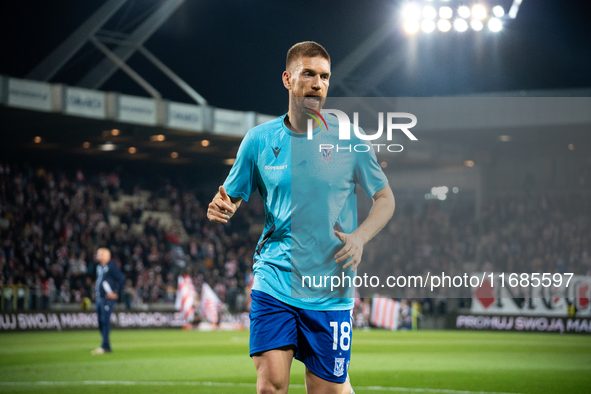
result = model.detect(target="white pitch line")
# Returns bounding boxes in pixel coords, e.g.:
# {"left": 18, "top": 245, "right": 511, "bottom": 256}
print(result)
{"left": 0, "top": 381, "right": 522, "bottom": 394}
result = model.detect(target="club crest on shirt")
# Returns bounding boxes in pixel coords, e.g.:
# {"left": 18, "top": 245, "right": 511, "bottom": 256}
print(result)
{"left": 333, "top": 357, "right": 345, "bottom": 377}
{"left": 322, "top": 146, "right": 333, "bottom": 162}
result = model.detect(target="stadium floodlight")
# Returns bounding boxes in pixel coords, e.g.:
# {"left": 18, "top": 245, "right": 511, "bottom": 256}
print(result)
{"left": 470, "top": 19, "right": 484, "bottom": 31}
{"left": 421, "top": 19, "right": 436, "bottom": 33}
{"left": 488, "top": 17, "right": 503, "bottom": 32}
{"left": 404, "top": 20, "right": 420, "bottom": 34}
{"left": 471, "top": 4, "right": 487, "bottom": 20}
{"left": 402, "top": 3, "right": 421, "bottom": 21}
{"left": 493, "top": 5, "right": 505, "bottom": 17}
{"left": 423, "top": 5, "right": 437, "bottom": 19}
{"left": 439, "top": 6, "right": 453, "bottom": 19}
{"left": 454, "top": 18, "right": 468, "bottom": 32}
{"left": 458, "top": 5, "right": 471, "bottom": 18}
{"left": 438, "top": 19, "right": 452, "bottom": 32}
{"left": 399, "top": 1, "right": 518, "bottom": 34}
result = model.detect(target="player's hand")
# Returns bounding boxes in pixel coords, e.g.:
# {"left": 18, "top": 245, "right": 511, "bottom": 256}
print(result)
{"left": 106, "top": 293, "right": 118, "bottom": 300}
{"left": 207, "top": 186, "right": 236, "bottom": 224}
{"left": 334, "top": 231, "right": 365, "bottom": 271}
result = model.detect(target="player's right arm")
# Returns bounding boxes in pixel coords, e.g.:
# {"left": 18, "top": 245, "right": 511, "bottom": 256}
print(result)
{"left": 208, "top": 129, "right": 257, "bottom": 223}
{"left": 208, "top": 185, "right": 242, "bottom": 224}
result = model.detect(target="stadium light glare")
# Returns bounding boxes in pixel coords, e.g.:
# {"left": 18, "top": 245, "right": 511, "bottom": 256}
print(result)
{"left": 423, "top": 6, "right": 437, "bottom": 19}
{"left": 431, "top": 186, "right": 449, "bottom": 201}
{"left": 404, "top": 20, "right": 420, "bottom": 34}
{"left": 128, "top": 147, "right": 137, "bottom": 154}
{"left": 83, "top": 142, "right": 90, "bottom": 149}
{"left": 34, "top": 136, "right": 42, "bottom": 143}
{"left": 201, "top": 139, "right": 210, "bottom": 147}
{"left": 470, "top": 19, "right": 484, "bottom": 31}
{"left": 458, "top": 5, "right": 471, "bottom": 18}
{"left": 454, "top": 18, "right": 468, "bottom": 32}
{"left": 472, "top": 4, "right": 487, "bottom": 20}
{"left": 402, "top": 3, "right": 421, "bottom": 20}
{"left": 99, "top": 142, "right": 116, "bottom": 151}
{"left": 508, "top": 0, "right": 522, "bottom": 19}
{"left": 464, "top": 160, "right": 475, "bottom": 167}
{"left": 438, "top": 19, "right": 452, "bottom": 32}
{"left": 493, "top": 5, "right": 505, "bottom": 17}
{"left": 171, "top": 152, "right": 178, "bottom": 159}
{"left": 488, "top": 17, "right": 503, "bottom": 32}
{"left": 439, "top": 6, "right": 453, "bottom": 19}
{"left": 452, "top": 187, "right": 459, "bottom": 193}
{"left": 421, "top": 19, "right": 436, "bottom": 33}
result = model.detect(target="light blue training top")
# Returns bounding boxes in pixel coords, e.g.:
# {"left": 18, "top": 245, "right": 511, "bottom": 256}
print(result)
{"left": 223, "top": 113, "right": 388, "bottom": 311}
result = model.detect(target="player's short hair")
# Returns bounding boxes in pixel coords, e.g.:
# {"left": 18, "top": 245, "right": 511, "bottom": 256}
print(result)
{"left": 286, "top": 41, "right": 330, "bottom": 71}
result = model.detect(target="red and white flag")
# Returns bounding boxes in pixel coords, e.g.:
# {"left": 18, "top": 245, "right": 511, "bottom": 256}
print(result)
{"left": 354, "top": 287, "right": 361, "bottom": 309}
{"left": 175, "top": 274, "right": 196, "bottom": 323}
{"left": 370, "top": 296, "right": 400, "bottom": 331}
{"left": 201, "top": 283, "right": 223, "bottom": 324}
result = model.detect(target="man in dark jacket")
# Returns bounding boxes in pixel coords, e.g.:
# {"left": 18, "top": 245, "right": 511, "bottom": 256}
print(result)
{"left": 91, "top": 247, "right": 125, "bottom": 355}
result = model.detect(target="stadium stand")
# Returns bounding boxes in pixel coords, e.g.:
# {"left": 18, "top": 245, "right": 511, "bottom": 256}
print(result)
{"left": 0, "top": 161, "right": 261, "bottom": 313}
{"left": 2, "top": 159, "right": 589, "bottom": 318}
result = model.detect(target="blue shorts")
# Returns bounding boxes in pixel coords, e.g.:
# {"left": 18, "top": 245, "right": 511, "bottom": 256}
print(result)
{"left": 249, "top": 290, "right": 352, "bottom": 383}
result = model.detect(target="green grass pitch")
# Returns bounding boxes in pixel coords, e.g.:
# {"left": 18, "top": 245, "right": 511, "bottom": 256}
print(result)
{"left": 0, "top": 329, "right": 590, "bottom": 393}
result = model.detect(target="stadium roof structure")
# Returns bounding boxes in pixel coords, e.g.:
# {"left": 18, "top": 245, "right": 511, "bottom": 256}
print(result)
{"left": 2, "top": 73, "right": 590, "bottom": 173}
{"left": 1, "top": 0, "right": 590, "bottom": 173}
{"left": 2, "top": 0, "right": 591, "bottom": 116}
{"left": 0, "top": 74, "right": 273, "bottom": 169}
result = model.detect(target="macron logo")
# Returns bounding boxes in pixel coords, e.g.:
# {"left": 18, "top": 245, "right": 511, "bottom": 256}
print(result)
{"left": 272, "top": 147, "right": 281, "bottom": 158}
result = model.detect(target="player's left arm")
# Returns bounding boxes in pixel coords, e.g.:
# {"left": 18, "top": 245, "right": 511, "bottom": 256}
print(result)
{"left": 334, "top": 184, "right": 395, "bottom": 271}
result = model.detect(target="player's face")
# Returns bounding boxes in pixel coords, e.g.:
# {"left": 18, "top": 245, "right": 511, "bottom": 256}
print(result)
{"left": 285, "top": 56, "right": 330, "bottom": 110}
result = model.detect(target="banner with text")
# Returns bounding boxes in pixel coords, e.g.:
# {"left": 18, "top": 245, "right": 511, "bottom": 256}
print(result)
{"left": 8, "top": 78, "right": 52, "bottom": 112}
{"left": 470, "top": 273, "right": 591, "bottom": 317}
{"left": 0, "top": 311, "right": 186, "bottom": 332}
{"left": 449, "top": 313, "right": 591, "bottom": 335}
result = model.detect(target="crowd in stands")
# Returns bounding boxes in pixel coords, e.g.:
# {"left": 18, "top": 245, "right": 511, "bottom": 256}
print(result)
{"left": 1, "top": 161, "right": 590, "bottom": 314}
{"left": 0, "top": 162, "right": 260, "bottom": 312}
{"left": 365, "top": 193, "right": 591, "bottom": 302}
